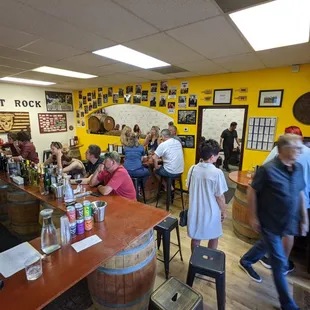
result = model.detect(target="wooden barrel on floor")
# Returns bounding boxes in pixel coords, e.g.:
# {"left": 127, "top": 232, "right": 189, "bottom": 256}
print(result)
{"left": 39, "top": 202, "right": 65, "bottom": 229}
{"left": 232, "top": 184, "right": 260, "bottom": 244}
{"left": 87, "top": 229, "right": 156, "bottom": 309}
{"left": 7, "top": 191, "right": 41, "bottom": 239}
{"left": 0, "top": 181, "right": 9, "bottom": 221}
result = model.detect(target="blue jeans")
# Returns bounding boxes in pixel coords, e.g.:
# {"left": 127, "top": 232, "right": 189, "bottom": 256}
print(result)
{"left": 155, "top": 166, "right": 181, "bottom": 178}
{"left": 241, "top": 228, "right": 299, "bottom": 310}
{"left": 128, "top": 167, "right": 150, "bottom": 185}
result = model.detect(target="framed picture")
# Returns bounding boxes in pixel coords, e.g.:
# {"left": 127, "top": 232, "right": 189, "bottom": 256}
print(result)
{"left": 213, "top": 89, "right": 232, "bottom": 104}
{"left": 117, "top": 145, "right": 123, "bottom": 155}
{"left": 45, "top": 91, "right": 73, "bottom": 111}
{"left": 258, "top": 89, "right": 284, "bottom": 107}
{"left": 178, "top": 135, "right": 195, "bottom": 148}
{"left": 108, "top": 144, "right": 114, "bottom": 152}
{"left": 178, "top": 110, "right": 196, "bottom": 125}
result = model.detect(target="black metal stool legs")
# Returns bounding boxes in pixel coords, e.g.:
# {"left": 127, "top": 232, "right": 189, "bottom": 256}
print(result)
{"left": 162, "top": 230, "right": 171, "bottom": 279}
{"left": 175, "top": 223, "right": 183, "bottom": 261}
{"left": 216, "top": 273, "right": 226, "bottom": 310}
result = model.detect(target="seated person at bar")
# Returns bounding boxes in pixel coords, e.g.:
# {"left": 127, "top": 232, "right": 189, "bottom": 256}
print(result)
{"left": 124, "top": 133, "right": 150, "bottom": 182}
{"left": 12, "top": 131, "right": 39, "bottom": 164}
{"left": 144, "top": 126, "right": 161, "bottom": 153}
{"left": 168, "top": 124, "right": 182, "bottom": 144}
{"left": 71, "top": 144, "right": 102, "bottom": 185}
{"left": 89, "top": 151, "right": 136, "bottom": 200}
{"left": 153, "top": 129, "right": 184, "bottom": 189}
{"left": 1, "top": 132, "right": 20, "bottom": 156}
{"left": 44, "top": 142, "right": 86, "bottom": 177}
{"left": 120, "top": 126, "right": 132, "bottom": 146}
{"left": 133, "top": 124, "right": 142, "bottom": 138}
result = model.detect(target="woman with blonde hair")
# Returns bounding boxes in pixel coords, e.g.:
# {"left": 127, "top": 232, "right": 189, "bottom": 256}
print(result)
{"left": 44, "top": 142, "right": 86, "bottom": 177}
{"left": 144, "top": 126, "right": 161, "bottom": 153}
{"left": 120, "top": 126, "right": 132, "bottom": 146}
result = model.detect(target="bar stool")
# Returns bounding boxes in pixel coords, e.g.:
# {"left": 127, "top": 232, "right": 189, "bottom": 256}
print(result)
{"left": 186, "top": 246, "right": 226, "bottom": 310}
{"left": 154, "top": 216, "right": 183, "bottom": 279}
{"left": 42, "top": 150, "right": 52, "bottom": 162}
{"left": 149, "top": 277, "right": 203, "bottom": 310}
{"left": 131, "top": 177, "right": 146, "bottom": 203}
{"left": 155, "top": 174, "right": 184, "bottom": 211}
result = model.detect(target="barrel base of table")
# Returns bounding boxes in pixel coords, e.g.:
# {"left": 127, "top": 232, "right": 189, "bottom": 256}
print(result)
{"left": 232, "top": 185, "right": 260, "bottom": 244}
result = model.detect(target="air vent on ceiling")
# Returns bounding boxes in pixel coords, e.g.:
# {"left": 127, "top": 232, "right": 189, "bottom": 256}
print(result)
{"left": 150, "top": 65, "right": 188, "bottom": 74}
{"left": 214, "top": 0, "right": 270, "bottom": 13}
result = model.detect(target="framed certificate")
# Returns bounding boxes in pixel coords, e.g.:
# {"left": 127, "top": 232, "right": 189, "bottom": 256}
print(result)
{"left": 213, "top": 89, "right": 233, "bottom": 104}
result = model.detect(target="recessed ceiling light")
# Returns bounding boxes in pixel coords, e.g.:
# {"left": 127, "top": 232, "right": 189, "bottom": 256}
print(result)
{"left": 93, "top": 45, "right": 171, "bottom": 69}
{"left": 33, "top": 66, "right": 97, "bottom": 79}
{"left": 0, "top": 77, "right": 55, "bottom": 86}
{"left": 230, "top": 0, "right": 310, "bottom": 51}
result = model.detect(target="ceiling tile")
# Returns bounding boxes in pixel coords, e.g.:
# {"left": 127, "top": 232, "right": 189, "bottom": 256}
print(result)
{"left": 16, "top": 0, "right": 158, "bottom": 43}
{"left": 212, "top": 53, "right": 266, "bottom": 72}
{"left": 257, "top": 43, "right": 310, "bottom": 68}
{"left": 20, "top": 39, "right": 84, "bottom": 59}
{"left": 0, "top": 66, "right": 27, "bottom": 75}
{"left": 125, "top": 70, "right": 168, "bottom": 81}
{"left": 125, "top": 33, "right": 205, "bottom": 64}
{"left": 166, "top": 16, "right": 252, "bottom": 59}
{"left": 166, "top": 72, "right": 202, "bottom": 78}
{"left": 0, "top": 57, "right": 38, "bottom": 70}
{"left": 0, "top": 0, "right": 115, "bottom": 51}
{"left": 177, "top": 59, "right": 228, "bottom": 75}
{"left": 0, "top": 25, "right": 38, "bottom": 49}
{"left": 95, "top": 63, "right": 140, "bottom": 76}
{"left": 114, "top": 0, "right": 220, "bottom": 31}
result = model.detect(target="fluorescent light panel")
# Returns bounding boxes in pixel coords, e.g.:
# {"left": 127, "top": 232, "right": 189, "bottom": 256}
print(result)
{"left": 93, "top": 45, "right": 171, "bottom": 69}
{"left": 33, "top": 66, "right": 97, "bottom": 79}
{"left": 230, "top": 0, "right": 310, "bottom": 51}
{"left": 0, "top": 77, "right": 55, "bottom": 86}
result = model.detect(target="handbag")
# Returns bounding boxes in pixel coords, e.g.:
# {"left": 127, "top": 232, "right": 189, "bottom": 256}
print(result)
{"left": 179, "top": 166, "right": 195, "bottom": 227}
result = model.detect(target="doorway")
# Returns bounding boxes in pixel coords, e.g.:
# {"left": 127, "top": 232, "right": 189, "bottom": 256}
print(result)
{"left": 196, "top": 105, "right": 248, "bottom": 170}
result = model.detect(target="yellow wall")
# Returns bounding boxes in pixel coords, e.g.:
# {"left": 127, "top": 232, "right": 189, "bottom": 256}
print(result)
{"left": 74, "top": 64, "right": 310, "bottom": 184}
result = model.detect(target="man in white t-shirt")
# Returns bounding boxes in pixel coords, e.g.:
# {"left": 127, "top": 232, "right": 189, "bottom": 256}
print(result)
{"left": 153, "top": 129, "right": 184, "bottom": 188}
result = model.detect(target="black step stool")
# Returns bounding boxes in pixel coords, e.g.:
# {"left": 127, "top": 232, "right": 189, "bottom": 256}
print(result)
{"left": 155, "top": 216, "right": 183, "bottom": 279}
{"left": 155, "top": 174, "right": 184, "bottom": 211}
{"left": 186, "top": 246, "right": 226, "bottom": 310}
{"left": 149, "top": 277, "right": 203, "bottom": 310}
{"left": 131, "top": 177, "right": 146, "bottom": 203}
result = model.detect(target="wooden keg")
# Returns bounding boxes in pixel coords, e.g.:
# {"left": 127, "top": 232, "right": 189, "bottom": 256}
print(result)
{"left": 68, "top": 147, "right": 82, "bottom": 160}
{"left": 0, "top": 181, "right": 9, "bottom": 221}
{"left": 144, "top": 170, "right": 160, "bottom": 201}
{"left": 232, "top": 184, "right": 260, "bottom": 244}
{"left": 7, "top": 191, "right": 40, "bottom": 239}
{"left": 39, "top": 202, "right": 65, "bottom": 229}
{"left": 87, "top": 229, "right": 156, "bottom": 309}
{"left": 100, "top": 115, "right": 115, "bottom": 132}
{"left": 88, "top": 115, "right": 101, "bottom": 133}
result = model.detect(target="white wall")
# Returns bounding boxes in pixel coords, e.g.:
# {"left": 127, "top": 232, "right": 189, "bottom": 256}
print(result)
{"left": 202, "top": 108, "right": 245, "bottom": 145}
{"left": 0, "top": 83, "right": 75, "bottom": 161}
{"left": 103, "top": 104, "right": 173, "bottom": 134}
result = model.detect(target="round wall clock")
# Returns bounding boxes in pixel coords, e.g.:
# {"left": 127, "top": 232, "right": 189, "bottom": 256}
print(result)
{"left": 293, "top": 92, "right": 310, "bottom": 125}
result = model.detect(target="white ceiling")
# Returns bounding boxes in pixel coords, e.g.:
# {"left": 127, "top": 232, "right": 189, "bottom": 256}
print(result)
{"left": 0, "top": 0, "right": 309, "bottom": 90}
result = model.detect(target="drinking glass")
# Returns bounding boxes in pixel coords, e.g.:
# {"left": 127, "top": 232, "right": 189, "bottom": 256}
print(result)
{"left": 25, "top": 254, "right": 42, "bottom": 281}
{"left": 75, "top": 174, "right": 82, "bottom": 193}
{"left": 60, "top": 215, "right": 71, "bottom": 245}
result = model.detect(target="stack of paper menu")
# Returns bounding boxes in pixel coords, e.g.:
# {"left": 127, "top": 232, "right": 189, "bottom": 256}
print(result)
{"left": 0, "top": 242, "right": 42, "bottom": 278}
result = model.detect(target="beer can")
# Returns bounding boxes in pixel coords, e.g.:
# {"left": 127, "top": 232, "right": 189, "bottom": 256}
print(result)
{"left": 83, "top": 200, "right": 92, "bottom": 217}
{"left": 84, "top": 216, "right": 93, "bottom": 231}
{"left": 69, "top": 221, "right": 76, "bottom": 236}
{"left": 76, "top": 218, "right": 85, "bottom": 235}
{"left": 66, "top": 206, "right": 76, "bottom": 223}
{"left": 75, "top": 203, "right": 83, "bottom": 220}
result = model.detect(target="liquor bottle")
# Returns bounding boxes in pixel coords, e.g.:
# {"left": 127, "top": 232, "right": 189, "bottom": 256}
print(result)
{"left": 32, "top": 166, "right": 38, "bottom": 186}
{"left": 21, "top": 161, "right": 28, "bottom": 185}
{"left": 44, "top": 167, "right": 51, "bottom": 193}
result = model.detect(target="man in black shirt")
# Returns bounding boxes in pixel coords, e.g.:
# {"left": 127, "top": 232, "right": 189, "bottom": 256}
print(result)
{"left": 220, "top": 122, "right": 240, "bottom": 172}
{"left": 71, "top": 144, "right": 102, "bottom": 185}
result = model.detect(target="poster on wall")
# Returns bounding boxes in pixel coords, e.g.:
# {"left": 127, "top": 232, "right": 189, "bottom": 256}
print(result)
{"left": 78, "top": 101, "right": 83, "bottom": 109}
{"left": 98, "top": 88, "right": 103, "bottom": 98}
{"left": 93, "top": 99, "right": 97, "bottom": 109}
{"left": 113, "top": 94, "right": 119, "bottom": 103}
{"left": 151, "top": 83, "right": 158, "bottom": 94}
{"left": 168, "top": 87, "right": 177, "bottom": 99}
{"left": 45, "top": 91, "right": 73, "bottom": 111}
{"left": 108, "top": 87, "right": 113, "bottom": 97}
{"left": 87, "top": 93, "right": 92, "bottom": 101}
{"left": 159, "top": 96, "right": 166, "bottom": 107}
{"left": 0, "top": 112, "right": 30, "bottom": 133}
{"left": 178, "top": 135, "right": 195, "bottom": 148}
{"left": 133, "top": 95, "right": 141, "bottom": 104}
{"left": 38, "top": 113, "right": 67, "bottom": 134}
{"left": 78, "top": 91, "right": 82, "bottom": 99}
{"left": 119, "top": 88, "right": 124, "bottom": 98}
{"left": 136, "top": 84, "right": 142, "bottom": 95}
{"left": 126, "top": 86, "right": 133, "bottom": 94}
{"left": 188, "top": 94, "right": 197, "bottom": 107}
{"left": 150, "top": 96, "right": 156, "bottom": 107}
{"left": 142, "top": 91, "right": 148, "bottom": 101}
{"left": 178, "top": 96, "right": 186, "bottom": 108}
{"left": 84, "top": 105, "right": 88, "bottom": 114}
{"left": 98, "top": 97, "right": 102, "bottom": 107}
{"left": 168, "top": 102, "right": 175, "bottom": 114}
{"left": 92, "top": 90, "right": 96, "bottom": 99}
{"left": 103, "top": 94, "right": 108, "bottom": 103}
{"left": 180, "top": 81, "right": 189, "bottom": 94}
{"left": 160, "top": 81, "right": 168, "bottom": 93}
{"left": 124, "top": 94, "right": 131, "bottom": 103}
{"left": 83, "top": 96, "right": 86, "bottom": 105}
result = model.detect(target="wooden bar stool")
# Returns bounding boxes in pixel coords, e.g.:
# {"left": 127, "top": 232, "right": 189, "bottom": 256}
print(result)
{"left": 131, "top": 177, "right": 146, "bottom": 203}
{"left": 155, "top": 174, "right": 184, "bottom": 211}
{"left": 154, "top": 216, "right": 183, "bottom": 279}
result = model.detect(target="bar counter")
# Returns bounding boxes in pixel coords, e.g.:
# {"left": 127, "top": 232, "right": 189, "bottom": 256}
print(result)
{"left": 0, "top": 173, "right": 169, "bottom": 309}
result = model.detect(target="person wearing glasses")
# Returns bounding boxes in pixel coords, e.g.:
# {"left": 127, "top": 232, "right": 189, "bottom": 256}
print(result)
{"left": 258, "top": 126, "right": 310, "bottom": 274}
{"left": 239, "top": 134, "right": 308, "bottom": 310}
{"left": 89, "top": 151, "right": 136, "bottom": 200}
{"left": 71, "top": 144, "right": 103, "bottom": 185}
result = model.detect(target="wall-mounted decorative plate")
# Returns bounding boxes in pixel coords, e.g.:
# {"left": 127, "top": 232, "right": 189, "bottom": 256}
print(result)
{"left": 293, "top": 92, "right": 310, "bottom": 125}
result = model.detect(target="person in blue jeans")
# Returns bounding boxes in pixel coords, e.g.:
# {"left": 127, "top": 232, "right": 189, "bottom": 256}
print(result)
{"left": 239, "top": 134, "right": 309, "bottom": 310}
{"left": 124, "top": 133, "right": 150, "bottom": 184}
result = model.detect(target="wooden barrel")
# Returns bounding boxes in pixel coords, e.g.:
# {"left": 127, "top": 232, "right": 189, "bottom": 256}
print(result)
{"left": 89, "top": 115, "right": 101, "bottom": 133}
{"left": 144, "top": 169, "right": 160, "bottom": 201}
{"left": 39, "top": 202, "right": 65, "bottom": 229}
{"left": 0, "top": 181, "right": 9, "bottom": 221}
{"left": 100, "top": 115, "right": 115, "bottom": 132}
{"left": 7, "top": 191, "right": 41, "bottom": 239}
{"left": 87, "top": 229, "right": 156, "bottom": 309}
{"left": 68, "top": 147, "right": 82, "bottom": 160}
{"left": 232, "top": 184, "right": 260, "bottom": 244}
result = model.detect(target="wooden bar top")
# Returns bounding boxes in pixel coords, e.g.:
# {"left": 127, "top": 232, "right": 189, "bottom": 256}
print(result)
{"left": 0, "top": 173, "right": 169, "bottom": 310}
{"left": 228, "top": 171, "right": 253, "bottom": 188}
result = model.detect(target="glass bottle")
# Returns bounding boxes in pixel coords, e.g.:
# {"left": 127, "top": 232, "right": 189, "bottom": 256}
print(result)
{"left": 43, "top": 167, "right": 51, "bottom": 193}
{"left": 40, "top": 209, "right": 61, "bottom": 254}
{"left": 63, "top": 174, "right": 74, "bottom": 202}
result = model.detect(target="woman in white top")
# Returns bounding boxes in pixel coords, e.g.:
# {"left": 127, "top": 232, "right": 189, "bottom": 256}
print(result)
{"left": 187, "top": 139, "right": 228, "bottom": 252}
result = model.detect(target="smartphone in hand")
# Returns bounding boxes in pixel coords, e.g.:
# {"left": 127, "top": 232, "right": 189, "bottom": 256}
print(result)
{"left": 90, "top": 192, "right": 102, "bottom": 197}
